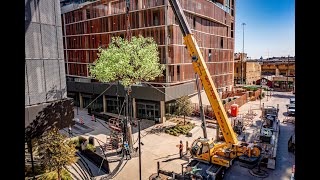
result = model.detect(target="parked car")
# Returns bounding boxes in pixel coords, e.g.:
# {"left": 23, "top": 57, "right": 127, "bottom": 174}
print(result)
{"left": 287, "top": 104, "right": 295, "bottom": 116}
{"left": 289, "top": 98, "right": 295, "bottom": 104}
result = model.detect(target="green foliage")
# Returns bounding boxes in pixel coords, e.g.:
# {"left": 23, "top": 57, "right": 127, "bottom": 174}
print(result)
{"left": 228, "top": 98, "right": 232, "bottom": 102}
{"left": 86, "top": 144, "right": 96, "bottom": 152}
{"left": 243, "top": 86, "right": 259, "bottom": 91}
{"left": 262, "top": 92, "right": 265, "bottom": 97}
{"left": 175, "top": 96, "right": 193, "bottom": 124}
{"left": 165, "top": 122, "right": 195, "bottom": 136}
{"left": 25, "top": 164, "right": 46, "bottom": 177}
{"left": 78, "top": 136, "right": 87, "bottom": 144}
{"left": 39, "top": 169, "right": 72, "bottom": 180}
{"left": 37, "top": 128, "right": 78, "bottom": 180}
{"left": 89, "top": 35, "right": 165, "bottom": 87}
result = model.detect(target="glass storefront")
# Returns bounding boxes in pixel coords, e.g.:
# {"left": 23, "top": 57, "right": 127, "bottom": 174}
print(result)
{"left": 106, "top": 97, "right": 124, "bottom": 115}
{"left": 136, "top": 101, "right": 160, "bottom": 121}
{"left": 92, "top": 95, "right": 103, "bottom": 112}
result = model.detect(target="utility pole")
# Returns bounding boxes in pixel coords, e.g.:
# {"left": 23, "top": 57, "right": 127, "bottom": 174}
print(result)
{"left": 241, "top": 23, "right": 246, "bottom": 85}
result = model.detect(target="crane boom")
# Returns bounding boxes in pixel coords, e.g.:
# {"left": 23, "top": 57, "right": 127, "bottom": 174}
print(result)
{"left": 168, "top": 0, "right": 238, "bottom": 145}
{"left": 168, "top": 0, "right": 261, "bottom": 168}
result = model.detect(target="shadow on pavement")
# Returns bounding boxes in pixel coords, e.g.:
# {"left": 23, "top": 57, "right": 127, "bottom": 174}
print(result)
{"left": 155, "top": 153, "right": 179, "bottom": 160}
{"left": 270, "top": 93, "right": 294, "bottom": 99}
{"left": 162, "top": 156, "right": 189, "bottom": 163}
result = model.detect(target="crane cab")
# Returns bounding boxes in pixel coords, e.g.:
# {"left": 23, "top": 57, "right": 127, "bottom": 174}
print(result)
{"left": 190, "top": 138, "right": 214, "bottom": 162}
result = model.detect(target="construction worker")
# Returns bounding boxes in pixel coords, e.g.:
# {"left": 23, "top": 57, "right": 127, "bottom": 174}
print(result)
{"left": 68, "top": 126, "right": 72, "bottom": 138}
{"left": 123, "top": 141, "right": 131, "bottom": 160}
{"left": 179, "top": 140, "right": 183, "bottom": 158}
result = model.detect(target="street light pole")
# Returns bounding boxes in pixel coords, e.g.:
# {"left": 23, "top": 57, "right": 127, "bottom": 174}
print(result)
{"left": 241, "top": 23, "right": 246, "bottom": 85}
{"left": 138, "top": 120, "right": 142, "bottom": 180}
{"left": 287, "top": 55, "right": 289, "bottom": 91}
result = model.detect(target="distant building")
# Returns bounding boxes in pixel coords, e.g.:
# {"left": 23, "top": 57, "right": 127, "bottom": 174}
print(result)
{"left": 234, "top": 53, "right": 261, "bottom": 85}
{"left": 256, "top": 75, "right": 294, "bottom": 91}
{"left": 261, "top": 61, "right": 295, "bottom": 76}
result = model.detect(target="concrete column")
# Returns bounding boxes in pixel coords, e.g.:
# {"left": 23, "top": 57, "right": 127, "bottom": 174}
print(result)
{"left": 287, "top": 69, "right": 291, "bottom": 76}
{"left": 160, "top": 101, "right": 166, "bottom": 123}
{"left": 132, "top": 98, "right": 137, "bottom": 119}
{"left": 275, "top": 68, "right": 280, "bottom": 76}
{"left": 79, "top": 93, "right": 83, "bottom": 109}
{"left": 103, "top": 95, "right": 107, "bottom": 113}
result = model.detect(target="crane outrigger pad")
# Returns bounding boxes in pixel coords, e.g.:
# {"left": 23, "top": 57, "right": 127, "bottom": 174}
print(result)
{"left": 238, "top": 155, "right": 262, "bottom": 169}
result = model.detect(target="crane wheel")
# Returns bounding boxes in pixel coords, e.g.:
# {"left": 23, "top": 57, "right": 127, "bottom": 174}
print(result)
{"left": 252, "top": 146, "right": 261, "bottom": 157}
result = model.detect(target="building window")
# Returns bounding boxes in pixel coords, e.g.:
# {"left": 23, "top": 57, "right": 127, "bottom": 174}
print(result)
{"left": 208, "top": 49, "right": 212, "bottom": 62}
{"left": 193, "top": 16, "right": 196, "bottom": 29}
{"left": 177, "top": 65, "right": 180, "bottom": 81}
{"left": 153, "top": 10, "right": 159, "bottom": 26}
{"left": 220, "top": 38, "right": 223, "bottom": 49}
{"left": 86, "top": 9, "right": 90, "bottom": 20}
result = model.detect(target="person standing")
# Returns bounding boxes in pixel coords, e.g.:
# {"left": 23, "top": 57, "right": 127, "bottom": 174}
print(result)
{"left": 179, "top": 140, "right": 183, "bottom": 158}
{"left": 68, "top": 126, "right": 72, "bottom": 138}
{"left": 124, "top": 141, "right": 131, "bottom": 160}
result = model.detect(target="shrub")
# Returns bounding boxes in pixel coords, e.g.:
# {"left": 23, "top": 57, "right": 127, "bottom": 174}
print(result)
{"left": 228, "top": 98, "right": 232, "bottom": 102}
{"left": 78, "top": 136, "right": 87, "bottom": 144}
{"left": 39, "top": 169, "right": 72, "bottom": 180}
{"left": 70, "top": 138, "right": 80, "bottom": 148}
{"left": 86, "top": 144, "right": 96, "bottom": 152}
{"left": 222, "top": 100, "right": 226, "bottom": 104}
{"left": 25, "top": 164, "right": 46, "bottom": 177}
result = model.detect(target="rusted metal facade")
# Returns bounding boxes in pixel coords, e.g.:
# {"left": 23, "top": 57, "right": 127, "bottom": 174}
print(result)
{"left": 61, "top": 0, "right": 235, "bottom": 121}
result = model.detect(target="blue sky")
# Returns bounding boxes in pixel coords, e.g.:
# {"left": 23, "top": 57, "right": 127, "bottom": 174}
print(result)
{"left": 234, "top": 0, "right": 295, "bottom": 59}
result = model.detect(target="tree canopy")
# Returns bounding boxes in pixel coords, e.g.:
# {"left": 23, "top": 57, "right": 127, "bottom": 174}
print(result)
{"left": 89, "top": 35, "right": 165, "bottom": 87}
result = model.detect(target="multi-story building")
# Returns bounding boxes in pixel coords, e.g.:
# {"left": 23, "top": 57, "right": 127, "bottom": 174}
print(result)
{"left": 234, "top": 53, "right": 261, "bottom": 85}
{"left": 25, "top": 0, "right": 74, "bottom": 141}
{"left": 60, "top": 0, "right": 235, "bottom": 123}
{"left": 261, "top": 61, "right": 295, "bottom": 77}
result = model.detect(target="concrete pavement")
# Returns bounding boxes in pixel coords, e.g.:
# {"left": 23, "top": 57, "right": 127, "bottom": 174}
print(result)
{"left": 61, "top": 91, "right": 294, "bottom": 180}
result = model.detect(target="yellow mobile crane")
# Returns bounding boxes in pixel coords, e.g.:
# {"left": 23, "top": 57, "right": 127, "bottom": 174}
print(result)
{"left": 167, "top": 0, "right": 262, "bottom": 169}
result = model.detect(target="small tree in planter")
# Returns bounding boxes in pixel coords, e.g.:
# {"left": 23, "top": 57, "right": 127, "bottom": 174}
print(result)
{"left": 38, "top": 128, "right": 78, "bottom": 180}
{"left": 176, "top": 96, "right": 193, "bottom": 125}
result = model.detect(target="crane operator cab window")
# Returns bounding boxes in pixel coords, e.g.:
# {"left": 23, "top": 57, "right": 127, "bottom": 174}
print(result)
{"left": 199, "top": 144, "right": 209, "bottom": 155}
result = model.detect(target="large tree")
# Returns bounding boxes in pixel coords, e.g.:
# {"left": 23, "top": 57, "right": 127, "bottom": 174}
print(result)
{"left": 38, "top": 128, "right": 78, "bottom": 180}
{"left": 89, "top": 35, "right": 164, "bottom": 150}
{"left": 89, "top": 35, "right": 164, "bottom": 87}
{"left": 176, "top": 96, "right": 193, "bottom": 125}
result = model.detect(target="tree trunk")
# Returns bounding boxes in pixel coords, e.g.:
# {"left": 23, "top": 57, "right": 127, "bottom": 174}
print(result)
{"left": 57, "top": 168, "right": 61, "bottom": 180}
{"left": 184, "top": 115, "right": 185, "bottom": 125}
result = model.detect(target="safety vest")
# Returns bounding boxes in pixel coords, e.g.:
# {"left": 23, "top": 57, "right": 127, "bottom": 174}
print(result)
{"left": 179, "top": 144, "right": 183, "bottom": 150}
